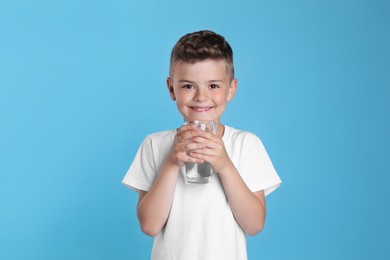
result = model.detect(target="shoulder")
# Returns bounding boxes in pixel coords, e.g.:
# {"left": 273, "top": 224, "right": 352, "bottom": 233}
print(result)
{"left": 133, "top": 129, "right": 176, "bottom": 161}
{"left": 223, "top": 125, "right": 266, "bottom": 155}
{"left": 224, "top": 125, "right": 261, "bottom": 144}
{"left": 141, "top": 129, "right": 177, "bottom": 150}
{"left": 144, "top": 129, "right": 176, "bottom": 141}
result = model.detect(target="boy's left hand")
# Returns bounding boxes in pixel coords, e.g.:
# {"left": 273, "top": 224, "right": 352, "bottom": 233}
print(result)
{"left": 188, "top": 130, "right": 231, "bottom": 173}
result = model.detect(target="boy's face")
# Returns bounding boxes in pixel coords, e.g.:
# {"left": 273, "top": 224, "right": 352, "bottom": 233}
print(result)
{"left": 167, "top": 59, "right": 237, "bottom": 125}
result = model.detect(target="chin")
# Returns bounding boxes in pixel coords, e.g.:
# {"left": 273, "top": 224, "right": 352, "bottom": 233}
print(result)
{"left": 181, "top": 111, "right": 221, "bottom": 122}
{"left": 188, "top": 116, "right": 218, "bottom": 123}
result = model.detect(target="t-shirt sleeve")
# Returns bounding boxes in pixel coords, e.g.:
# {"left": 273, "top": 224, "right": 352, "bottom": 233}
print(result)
{"left": 122, "top": 136, "right": 157, "bottom": 192}
{"left": 239, "top": 133, "right": 281, "bottom": 196}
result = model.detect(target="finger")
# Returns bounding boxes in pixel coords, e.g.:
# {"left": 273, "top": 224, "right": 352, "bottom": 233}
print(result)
{"left": 181, "top": 154, "right": 204, "bottom": 164}
{"left": 176, "top": 124, "right": 196, "bottom": 137}
{"left": 174, "top": 132, "right": 198, "bottom": 148}
{"left": 191, "top": 137, "right": 221, "bottom": 149}
{"left": 190, "top": 148, "right": 219, "bottom": 158}
{"left": 188, "top": 152, "right": 213, "bottom": 164}
{"left": 193, "top": 130, "right": 221, "bottom": 142}
{"left": 185, "top": 142, "right": 206, "bottom": 151}
{"left": 178, "top": 123, "right": 196, "bottom": 132}
{"left": 181, "top": 130, "right": 201, "bottom": 141}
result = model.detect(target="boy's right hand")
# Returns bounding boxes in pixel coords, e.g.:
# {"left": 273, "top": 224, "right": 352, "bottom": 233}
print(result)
{"left": 168, "top": 124, "right": 206, "bottom": 167}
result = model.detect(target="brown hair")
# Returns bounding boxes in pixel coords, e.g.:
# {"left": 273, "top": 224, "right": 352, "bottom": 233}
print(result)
{"left": 170, "top": 30, "right": 234, "bottom": 80}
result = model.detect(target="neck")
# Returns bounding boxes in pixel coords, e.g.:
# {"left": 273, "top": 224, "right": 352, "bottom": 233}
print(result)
{"left": 216, "top": 121, "right": 225, "bottom": 138}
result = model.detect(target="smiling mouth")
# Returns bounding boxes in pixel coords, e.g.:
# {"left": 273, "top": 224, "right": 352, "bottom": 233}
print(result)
{"left": 190, "top": 106, "right": 213, "bottom": 112}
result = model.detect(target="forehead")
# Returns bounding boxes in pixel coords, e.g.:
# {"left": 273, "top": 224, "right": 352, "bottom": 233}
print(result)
{"left": 170, "top": 59, "right": 230, "bottom": 80}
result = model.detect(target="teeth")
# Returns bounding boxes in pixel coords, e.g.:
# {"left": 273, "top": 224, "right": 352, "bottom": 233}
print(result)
{"left": 192, "top": 107, "right": 210, "bottom": 111}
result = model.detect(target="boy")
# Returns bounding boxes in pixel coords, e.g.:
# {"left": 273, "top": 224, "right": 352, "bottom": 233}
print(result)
{"left": 123, "top": 30, "right": 281, "bottom": 260}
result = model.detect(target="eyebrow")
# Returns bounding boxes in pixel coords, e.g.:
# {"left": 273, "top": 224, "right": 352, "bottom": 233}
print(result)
{"left": 208, "top": 80, "right": 224, "bottom": 83}
{"left": 178, "top": 80, "right": 195, "bottom": 83}
{"left": 178, "top": 79, "right": 224, "bottom": 83}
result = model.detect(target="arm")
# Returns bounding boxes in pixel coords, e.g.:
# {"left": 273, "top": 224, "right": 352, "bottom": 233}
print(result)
{"left": 190, "top": 130, "right": 266, "bottom": 235}
{"left": 136, "top": 160, "right": 180, "bottom": 237}
{"left": 217, "top": 161, "right": 266, "bottom": 236}
{"left": 137, "top": 124, "right": 205, "bottom": 237}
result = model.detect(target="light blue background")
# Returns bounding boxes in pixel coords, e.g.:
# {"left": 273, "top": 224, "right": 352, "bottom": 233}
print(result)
{"left": 1, "top": 0, "right": 389, "bottom": 259}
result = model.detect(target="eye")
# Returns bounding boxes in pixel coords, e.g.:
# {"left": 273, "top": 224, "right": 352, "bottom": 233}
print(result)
{"left": 209, "top": 84, "right": 220, "bottom": 89}
{"left": 182, "top": 84, "right": 194, "bottom": 89}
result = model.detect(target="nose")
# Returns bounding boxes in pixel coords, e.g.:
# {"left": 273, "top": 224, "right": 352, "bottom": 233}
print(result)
{"left": 194, "top": 88, "right": 208, "bottom": 102}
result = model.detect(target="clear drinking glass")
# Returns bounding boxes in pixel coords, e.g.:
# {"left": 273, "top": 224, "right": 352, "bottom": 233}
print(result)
{"left": 184, "top": 120, "right": 217, "bottom": 184}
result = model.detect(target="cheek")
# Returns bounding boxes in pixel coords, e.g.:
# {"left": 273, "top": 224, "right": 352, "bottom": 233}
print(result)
{"left": 215, "top": 93, "right": 229, "bottom": 104}
{"left": 174, "top": 93, "right": 190, "bottom": 108}
{"left": 175, "top": 93, "right": 187, "bottom": 103}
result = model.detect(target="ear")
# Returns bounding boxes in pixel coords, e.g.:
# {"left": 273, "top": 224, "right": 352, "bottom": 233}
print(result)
{"left": 227, "top": 78, "right": 238, "bottom": 102}
{"left": 166, "top": 77, "right": 176, "bottom": 101}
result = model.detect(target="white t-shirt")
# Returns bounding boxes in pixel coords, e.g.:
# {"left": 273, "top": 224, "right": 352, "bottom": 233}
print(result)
{"left": 123, "top": 126, "right": 281, "bottom": 260}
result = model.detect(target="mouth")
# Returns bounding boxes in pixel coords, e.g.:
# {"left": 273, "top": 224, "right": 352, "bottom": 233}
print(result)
{"left": 190, "top": 106, "right": 213, "bottom": 112}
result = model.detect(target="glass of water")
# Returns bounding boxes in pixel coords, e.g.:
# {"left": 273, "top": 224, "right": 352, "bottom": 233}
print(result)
{"left": 184, "top": 120, "right": 217, "bottom": 184}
